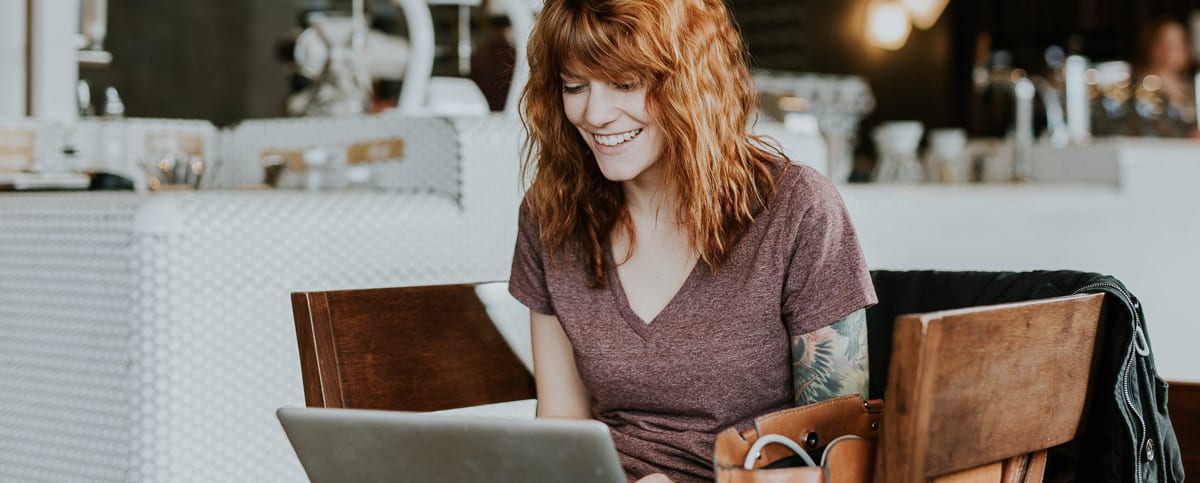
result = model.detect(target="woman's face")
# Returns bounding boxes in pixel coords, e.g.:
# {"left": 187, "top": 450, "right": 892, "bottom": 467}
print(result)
{"left": 1149, "top": 22, "right": 1190, "bottom": 74}
{"left": 560, "top": 75, "right": 664, "bottom": 186}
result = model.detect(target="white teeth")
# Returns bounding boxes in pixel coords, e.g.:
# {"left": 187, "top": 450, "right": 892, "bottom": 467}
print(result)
{"left": 595, "top": 129, "right": 642, "bottom": 147}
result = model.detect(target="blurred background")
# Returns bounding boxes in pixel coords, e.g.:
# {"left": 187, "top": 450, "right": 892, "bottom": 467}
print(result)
{"left": 44, "top": 0, "right": 1198, "bottom": 180}
{"left": 1, "top": 1, "right": 1198, "bottom": 482}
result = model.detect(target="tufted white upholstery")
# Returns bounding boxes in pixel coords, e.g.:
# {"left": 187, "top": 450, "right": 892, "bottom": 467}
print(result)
{"left": 0, "top": 115, "right": 524, "bottom": 482}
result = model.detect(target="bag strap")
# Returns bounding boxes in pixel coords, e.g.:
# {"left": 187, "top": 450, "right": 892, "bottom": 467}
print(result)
{"left": 714, "top": 395, "right": 883, "bottom": 470}
{"left": 743, "top": 434, "right": 817, "bottom": 469}
{"left": 742, "top": 434, "right": 870, "bottom": 471}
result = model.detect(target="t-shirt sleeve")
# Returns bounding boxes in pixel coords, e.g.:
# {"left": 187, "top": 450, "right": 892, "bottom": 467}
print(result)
{"left": 508, "top": 202, "right": 556, "bottom": 315}
{"left": 781, "top": 169, "right": 877, "bottom": 336}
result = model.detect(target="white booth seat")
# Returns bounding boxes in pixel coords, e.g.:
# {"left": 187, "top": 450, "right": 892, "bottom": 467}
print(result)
{"left": 0, "top": 115, "right": 524, "bottom": 482}
{"left": 0, "top": 113, "right": 825, "bottom": 482}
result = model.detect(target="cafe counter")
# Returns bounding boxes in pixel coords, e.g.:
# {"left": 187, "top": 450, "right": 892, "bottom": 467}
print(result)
{"left": 841, "top": 137, "right": 1200, "bottom": 383}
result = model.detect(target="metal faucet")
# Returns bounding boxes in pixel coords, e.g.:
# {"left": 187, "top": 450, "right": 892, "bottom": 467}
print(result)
{"left": 1033, "top": 77, "right": 1069, "bottom": 147}
{"left": 1063, "top": 55, "right": 1091, "bottom": 145}
{"left": 975, "top": 58, "right": 1088, "bottom": 181}
{"left": 975, "top": 68, "right": 1041, "bottom": 181}
{"left": 1013, "top": 77, "right": 1035, "bottom": 181}
{"left": 1012, "top": 74, "right": 1072, "bottom": 180}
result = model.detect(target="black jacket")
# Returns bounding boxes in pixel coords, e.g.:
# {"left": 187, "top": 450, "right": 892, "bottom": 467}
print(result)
{"left": 866, "top": 270, "right": 1184, "bottom": 483}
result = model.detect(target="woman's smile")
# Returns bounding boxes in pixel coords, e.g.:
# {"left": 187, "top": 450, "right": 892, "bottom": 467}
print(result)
{"left": 594, "top": 128, "right": 644, "bottom": 147}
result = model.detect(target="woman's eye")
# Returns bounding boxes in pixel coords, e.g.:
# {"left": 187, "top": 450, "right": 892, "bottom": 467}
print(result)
{"left": 613, "top": 82, "right": 635, "bottom": 91}
{"left": 561, "top": 84, "right": 585, "bottom": 94}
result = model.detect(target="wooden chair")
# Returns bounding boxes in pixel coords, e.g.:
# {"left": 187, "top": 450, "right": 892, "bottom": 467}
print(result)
{"left": 1167, "top": 380, "right": 1200, "bottom": 478}
{"left": 875, "top": 292, "right": 1106, "bottom": 483}
{"left": 290, "top": 282, "right": 536, "bottom": 411}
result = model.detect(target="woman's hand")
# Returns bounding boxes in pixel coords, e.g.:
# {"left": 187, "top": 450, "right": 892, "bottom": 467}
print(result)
{"left": 634, "top": 473, "right": 673, "bottom": 483}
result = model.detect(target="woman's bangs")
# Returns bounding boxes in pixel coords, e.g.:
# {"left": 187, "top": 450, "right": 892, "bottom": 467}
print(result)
{"left": 554, "top": 15, "right": 654, "bottom": 83}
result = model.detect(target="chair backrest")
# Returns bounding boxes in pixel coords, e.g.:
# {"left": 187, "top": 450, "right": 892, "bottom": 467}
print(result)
{"left": 876, "top": 292, "right": 1106, "bottom": 483}
{"left": 290, "top": 282, "right": 536, "bottom": 411}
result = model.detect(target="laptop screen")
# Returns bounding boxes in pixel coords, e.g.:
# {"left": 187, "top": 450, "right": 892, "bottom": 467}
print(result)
{"left": 277, "top": 407, "right": 627, "bottom": 483}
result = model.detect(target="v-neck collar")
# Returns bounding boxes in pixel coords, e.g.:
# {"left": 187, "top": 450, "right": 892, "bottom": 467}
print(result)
{"left": 604, "top": 247, "right": 704, "bottom": 340}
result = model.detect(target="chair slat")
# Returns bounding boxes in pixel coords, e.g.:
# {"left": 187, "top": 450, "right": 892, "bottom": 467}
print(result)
{"left": 291, "top": 283, "right": 536, "bottom": 411}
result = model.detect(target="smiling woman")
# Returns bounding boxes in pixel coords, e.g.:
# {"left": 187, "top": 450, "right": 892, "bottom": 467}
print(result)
{"left": 520, "top": 0, "right": 779, "bottom": 287}
{"left": 509, "top": 1, "right": 878, "bottom": 482}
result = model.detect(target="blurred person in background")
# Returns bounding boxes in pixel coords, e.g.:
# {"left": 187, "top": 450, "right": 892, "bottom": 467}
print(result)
{"left": 1134, "top": 17, "right": 1199, "bottom": 138}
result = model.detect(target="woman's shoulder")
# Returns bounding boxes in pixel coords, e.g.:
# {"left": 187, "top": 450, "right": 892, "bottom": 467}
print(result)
{"left": 516, "top": 195, "right": 552, "bottom": 249}
{"left": 772, "top": 160, "right": 842, "bottom": 207}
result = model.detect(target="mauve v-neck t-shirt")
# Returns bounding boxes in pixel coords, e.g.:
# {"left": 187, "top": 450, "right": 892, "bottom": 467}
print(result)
{"left": 508, "top": 163, "right": 876, "bottom": 482}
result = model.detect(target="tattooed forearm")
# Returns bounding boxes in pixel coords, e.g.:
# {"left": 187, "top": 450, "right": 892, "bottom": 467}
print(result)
{"left": 791, "top": 309, "right": 869, "bottom": 406}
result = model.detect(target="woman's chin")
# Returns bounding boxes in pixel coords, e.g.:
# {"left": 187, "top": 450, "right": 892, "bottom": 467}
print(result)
{"left": 594, "top": 158, "right": 656, "bottom": 184}
{"left": 596, "top": 167, "right": 640, "bottom": 183}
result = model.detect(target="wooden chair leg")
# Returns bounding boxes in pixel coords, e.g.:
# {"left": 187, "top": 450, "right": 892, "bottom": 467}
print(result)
{"left": 1024, "top": 451, "right": 1048, "bottom": 483}
{"left": 999, "top": 450, "right": 1048, "bottom": 483}
{"left": 933, "top": 462, "right": 1003, "bottom": 483}
{"left": 926, "top": 451, "right": 1047, "bottom": 483}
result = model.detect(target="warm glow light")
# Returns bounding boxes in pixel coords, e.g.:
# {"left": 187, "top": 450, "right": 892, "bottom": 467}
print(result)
{"left": 1143, "top": 74, "right": 1162, "bottom": 92}
{"left": 898, "top": 0, "right": 948, "bottom": 30}
{"left": 867, "top": 1, "right": 911, "bottom": 50}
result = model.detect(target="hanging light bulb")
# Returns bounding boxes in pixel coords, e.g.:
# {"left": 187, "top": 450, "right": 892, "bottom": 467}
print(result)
{"left": 898, "top": 0, "right": 949, "bottom": 30}
{"left": 867, "top": 1, "right": 912, "bottom": 50}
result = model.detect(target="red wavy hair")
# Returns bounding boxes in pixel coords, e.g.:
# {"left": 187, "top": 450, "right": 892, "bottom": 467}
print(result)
{"left": 520, "top": 0, "right": 785, "bottom": 286}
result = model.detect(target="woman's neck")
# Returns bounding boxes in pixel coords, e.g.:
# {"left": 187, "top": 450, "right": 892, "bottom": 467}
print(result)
{"left": 622, "top": 174, "right": 676, "bottom": 230}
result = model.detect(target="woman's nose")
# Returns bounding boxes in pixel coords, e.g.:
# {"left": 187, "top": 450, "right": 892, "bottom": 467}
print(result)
{"left": 583, "top": 86, "right": 620, "bottom": 127}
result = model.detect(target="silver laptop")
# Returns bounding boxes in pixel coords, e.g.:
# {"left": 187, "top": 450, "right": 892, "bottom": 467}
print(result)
{"left": 277, "top": 407, "right": 627, "bottom": 483}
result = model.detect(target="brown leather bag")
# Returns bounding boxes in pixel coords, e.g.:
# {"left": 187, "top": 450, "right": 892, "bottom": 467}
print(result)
{"left": 713, "top": 395, "right": 883, "bottom": 483}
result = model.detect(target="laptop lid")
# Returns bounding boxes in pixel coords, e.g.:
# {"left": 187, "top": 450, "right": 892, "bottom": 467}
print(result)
{"left": 277, "top": 407, "right": 627, "bottom": 483}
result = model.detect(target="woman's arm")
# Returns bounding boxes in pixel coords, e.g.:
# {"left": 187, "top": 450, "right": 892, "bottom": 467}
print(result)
{"left": 530, "top": 310, "right": 592, "bottom": 419}
{"left": 791, "top": 308, "right": 869, "bottom": 406}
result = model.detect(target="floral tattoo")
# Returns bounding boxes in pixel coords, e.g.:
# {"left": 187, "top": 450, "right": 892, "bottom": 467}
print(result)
{"left": 791, "top": 308, "right": 869, "bottom": 406}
